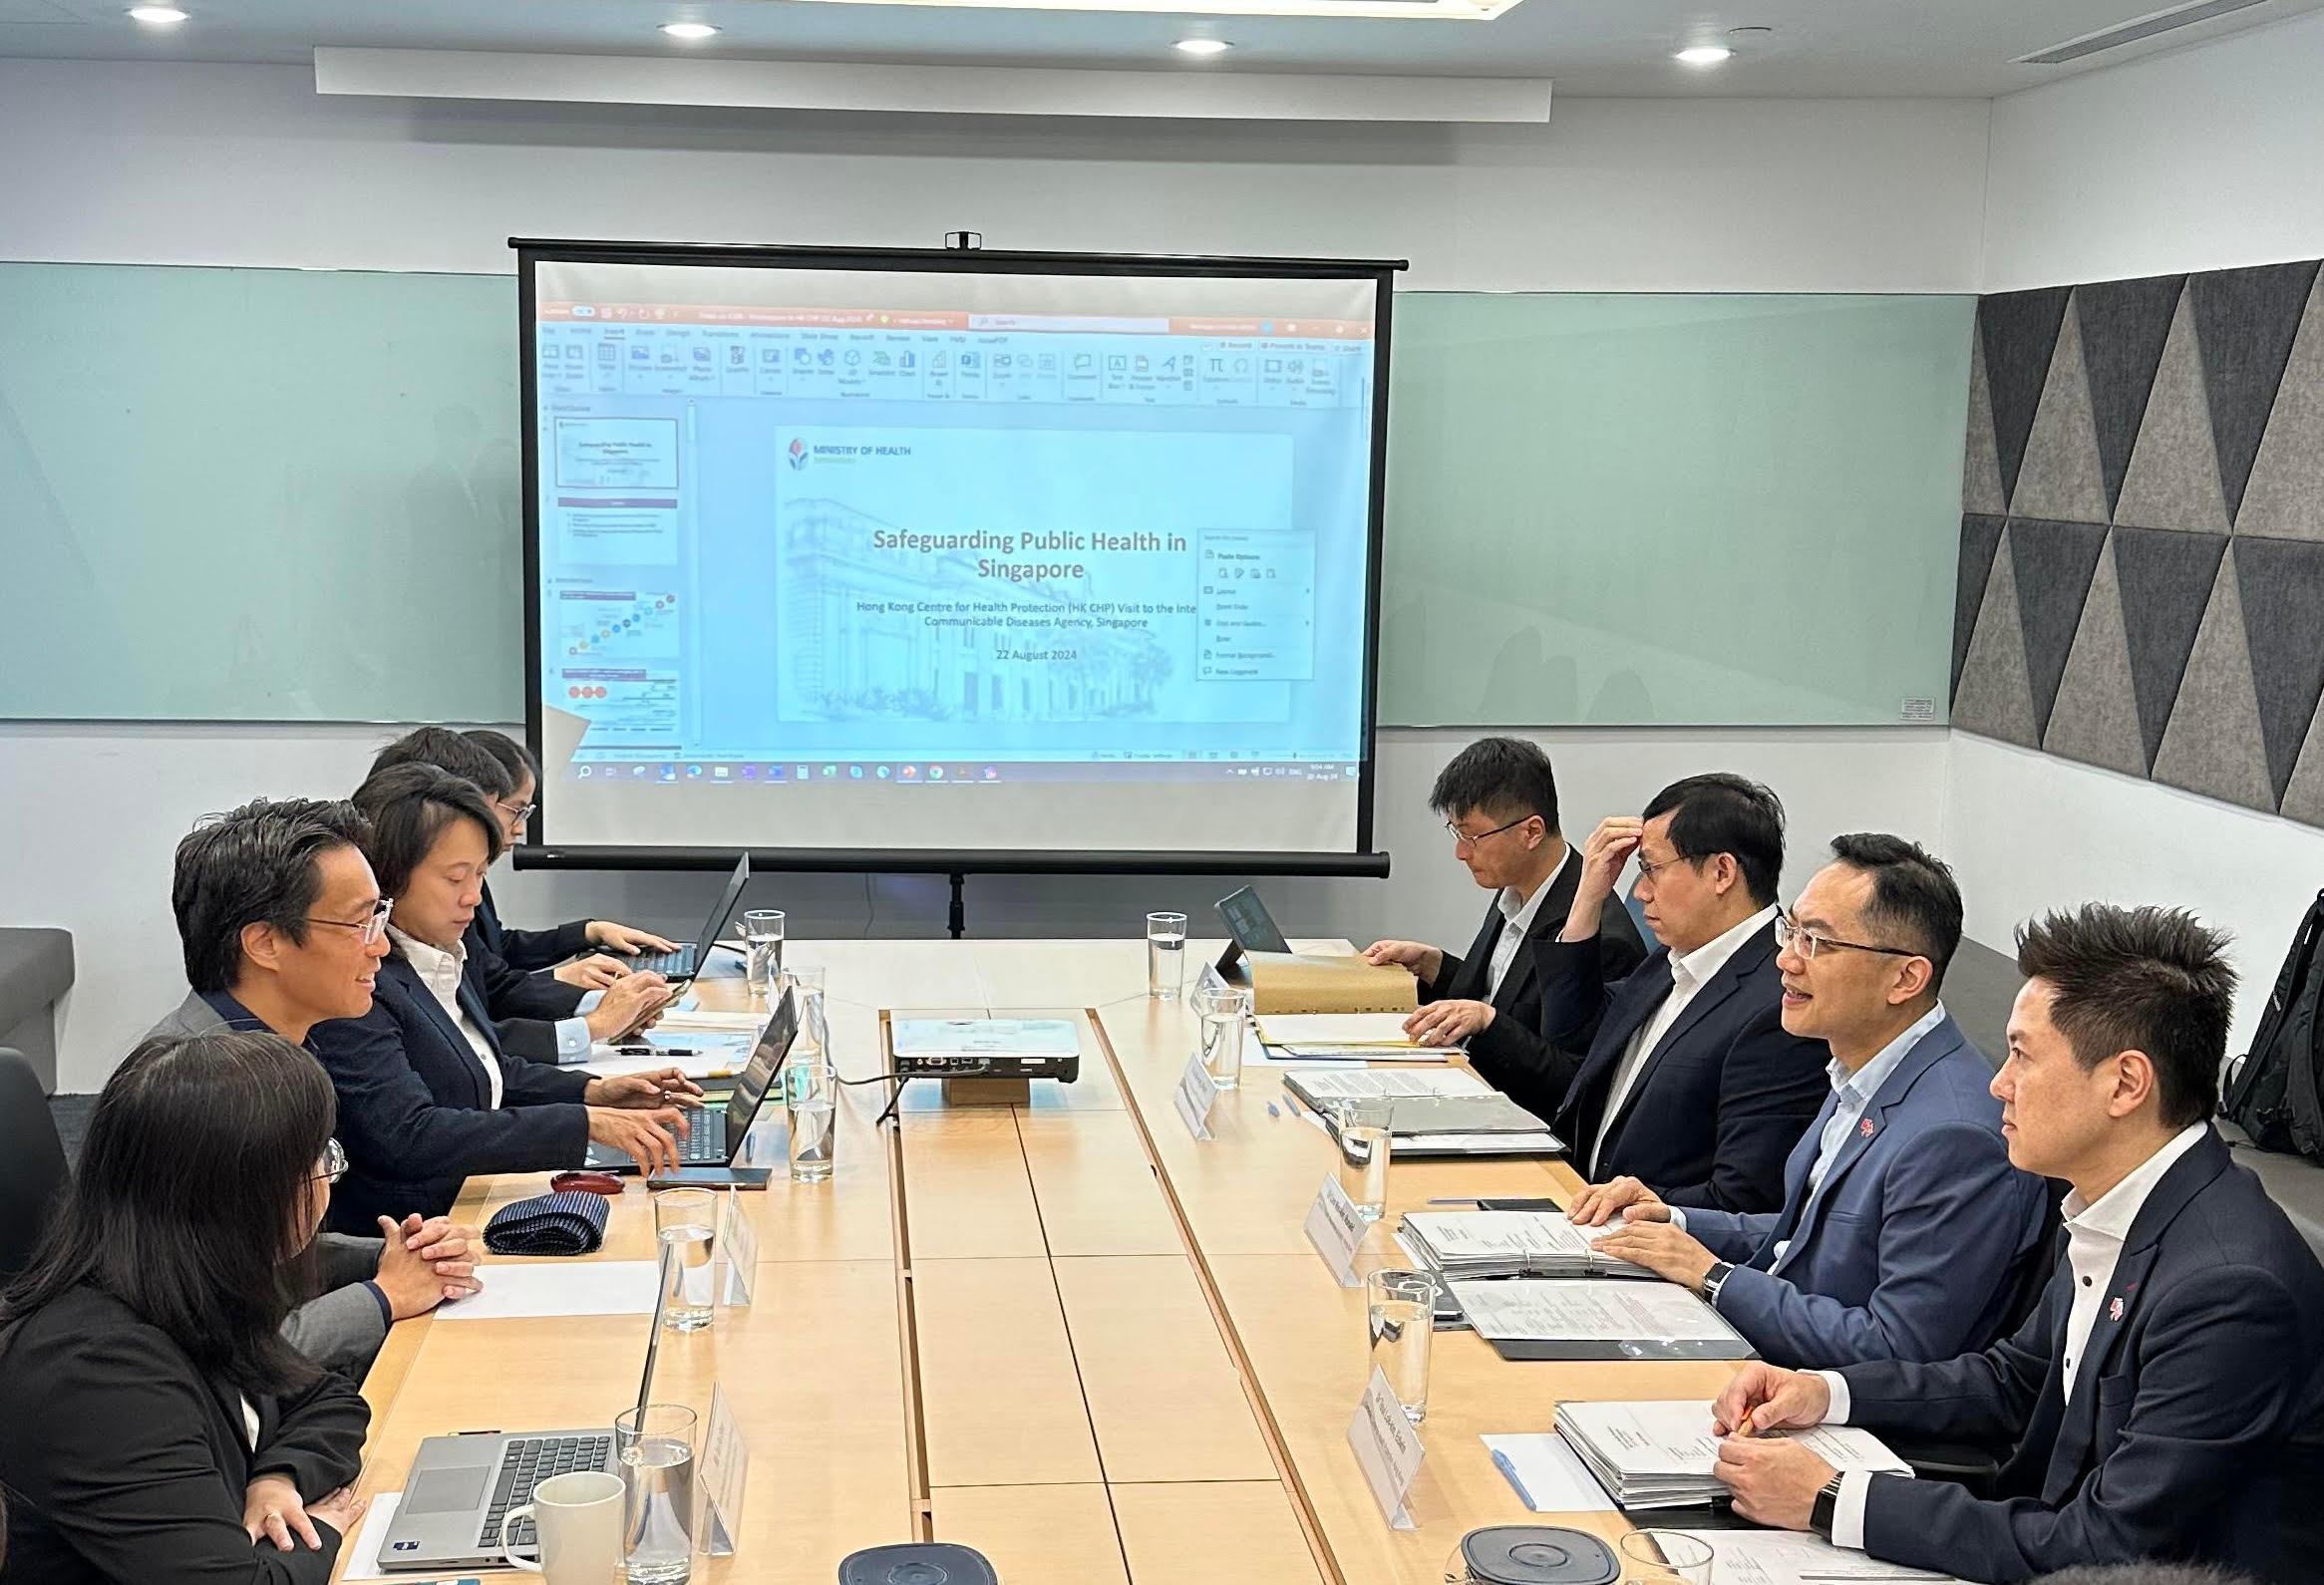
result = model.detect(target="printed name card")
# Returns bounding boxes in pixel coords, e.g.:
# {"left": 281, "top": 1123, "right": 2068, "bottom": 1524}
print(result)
{"left": 1345, "top": 1366, "right": 1424, "bottom": 1529}
{"left": 720, "top": 1188, "right": 758, "bottom": 1307}
{"left": 1174, "top": 1050, "right": 1219, "bottom": 1140}
{"left": 701, "top": 1383, "right": 750, "bottom": 1557}
{"left": 1304, "top": 1172, "right": 1367, "bottom": 1288}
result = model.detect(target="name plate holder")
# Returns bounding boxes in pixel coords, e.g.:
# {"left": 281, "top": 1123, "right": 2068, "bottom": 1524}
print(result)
{"left": 1345, "top": 1366, "right": 1424, "bottom": 1529}
{"left": 1303, "top": 1172, "right": 1367, "bottom": 1288}
{"left": 1174, "top": 1050, "right": 1219, "bottom": 1140}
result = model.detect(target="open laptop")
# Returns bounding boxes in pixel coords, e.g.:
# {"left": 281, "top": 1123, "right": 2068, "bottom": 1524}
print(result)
{"left": 583, "top": 983, "right": 798, "bottom": 1175}
{"left": 1215, "top": 884, "right": 1293, "bottom": 975}
{"left": 381, "top": 1213, "right": 682, "bottom": 1569}
{"left": 628, "top": 852, "right": 751, "bottom": 984}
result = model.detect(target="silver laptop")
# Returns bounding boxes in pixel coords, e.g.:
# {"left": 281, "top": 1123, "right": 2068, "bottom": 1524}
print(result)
{"left": 582, "top": 984, "right": 797, "bottom": 1174}
{"left": 380, "top": 1267, "right": 677, "bottom": 1572}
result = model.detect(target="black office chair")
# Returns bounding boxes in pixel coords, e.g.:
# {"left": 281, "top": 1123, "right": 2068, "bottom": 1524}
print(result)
{"left": 0, "top": 1048, "right": 70, "bottom": 1286}
{"left": 1888, "top": 1180, "right": 2069, "bottom": 1498}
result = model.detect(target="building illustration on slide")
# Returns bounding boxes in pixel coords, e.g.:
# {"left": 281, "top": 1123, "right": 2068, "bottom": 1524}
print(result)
{"left": 778, "top": 496, "right": 1171, "bottom": 723}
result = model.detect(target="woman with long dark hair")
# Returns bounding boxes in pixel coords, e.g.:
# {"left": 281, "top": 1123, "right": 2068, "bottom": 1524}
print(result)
{"left": 0, "top": 1032, "right": 370, "bottom": 1581}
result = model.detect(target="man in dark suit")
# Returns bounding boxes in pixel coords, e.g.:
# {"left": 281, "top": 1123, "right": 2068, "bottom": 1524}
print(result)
{"left": 1363, "top": 738, "right": 1647, "bottom": 1120}
{"left": 1538, "top": 773, "right": 1826, "bottom": 1211}
{"left": 150, "top": 796, "right": 483, "bottom": 1376}
{"left": 1713, "top": 904, "right": 2324, "bottom": 1583}
{"left": 1571, "top": 833, "right": 2051, "bottom": 1366}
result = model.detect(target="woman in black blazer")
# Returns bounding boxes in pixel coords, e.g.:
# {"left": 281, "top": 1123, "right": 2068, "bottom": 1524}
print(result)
{"left": 309, "top": 764, "right": 700, "bottom": 1231}
{"left": 0, "top": 1031, "right": 370, "bottom": 1581}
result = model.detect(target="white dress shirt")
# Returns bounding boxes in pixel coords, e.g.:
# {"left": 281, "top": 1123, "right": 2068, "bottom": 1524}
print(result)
{"left": 1486, "top": 846, "right": 1571, "bottom": 1001}
{"left": 1590, "top": 904, "right": 1779, "bottom": 1175}
{"left": 1816, "top": 1120, "right": 2210, "bottom": 1550}
{"left": 391, "top": 926, "right": 503, "bottom": 1110}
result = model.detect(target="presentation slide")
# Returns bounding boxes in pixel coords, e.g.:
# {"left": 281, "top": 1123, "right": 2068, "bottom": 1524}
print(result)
{"left": 525, "top": 253, "right": 1385, "bottom": 858}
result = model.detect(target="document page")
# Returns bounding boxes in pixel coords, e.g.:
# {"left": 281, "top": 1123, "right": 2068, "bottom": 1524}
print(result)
{"left": 1288, "top": 1068, "right": 1488, "bottom": 1103}
{"left": 1556, "top": 1402, "right": 1911, "bottom": 1477}
{"left": 1667, "top": 1529, "right": 1962, "bottom": 1583}
{"left": 1451, "top": 1280, "right": 1744, "bottom": 1345}
{"left": 1404, "top": 1210, "right": 1631, "bottom": 1263}
{"left": 1256, "top": 1012, "right": 1432, "bottom": 1046}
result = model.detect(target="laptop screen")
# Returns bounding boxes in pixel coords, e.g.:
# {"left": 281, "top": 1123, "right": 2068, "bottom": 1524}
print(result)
{"left": 1216, "top": 886, "right": 1292, "bottom": 956}
{"left": 716, "top": 984, "right": 799, "bottom": 1153}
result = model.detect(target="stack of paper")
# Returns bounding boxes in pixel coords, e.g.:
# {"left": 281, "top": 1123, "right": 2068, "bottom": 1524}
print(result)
{"left": 1663, "top": 1530, "right": 1962, "bottom": 1583}
{"left": 1399, "top": 1209, "right": 1653, "bottom": 1280}
{"left": 1243, "top": 952, "right": 1418, "bottom": 1016}
{"left": 1284, "top": 1069, "right": 1564, "bottom": 1155}
{"left": 1553, "top": 1401, "right": 1911, "bottom": 1510}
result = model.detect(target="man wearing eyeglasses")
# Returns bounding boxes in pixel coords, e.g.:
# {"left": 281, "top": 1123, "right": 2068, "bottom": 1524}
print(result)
{"left": 1566, "top": 834, "right": 2051, "bottom": 1367}
{"left": 1537, "top": 773, "right": 1826, "bottom": 1211}
{"left": 1363, "top": 738, "right": 1647, "bottom": 1122}
{"left": 148, "top": 797, "right": 484, "bottom": 1378}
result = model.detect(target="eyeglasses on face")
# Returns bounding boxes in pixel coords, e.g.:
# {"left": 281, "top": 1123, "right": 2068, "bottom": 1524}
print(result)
{"left": 1774, "top": 912, "right": 1920, "bottom": 962}
{"left": 1445, "top": 814, "right": 1532, "bottom": 848}
{"left": 1633, "top": 850, "right": 1694, "bottom": 881}
{"left": 303, "top": 896, "right": 393, "bottom": 946}
{"left": 498, "top": 798, "right": 537, "bottom": 824}
{"left": 312, "top": 1136, "right": 349, "bottom": 1185}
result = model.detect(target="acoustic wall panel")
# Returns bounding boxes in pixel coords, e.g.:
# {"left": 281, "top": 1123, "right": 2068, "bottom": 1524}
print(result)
{"left": 1959, "top": 257, "right": 2324, "bottom": 827}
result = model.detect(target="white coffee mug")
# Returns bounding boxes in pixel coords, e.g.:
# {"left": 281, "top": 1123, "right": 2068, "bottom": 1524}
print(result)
{"left": 500, "top": 1469, "right": 625, "bottom": 1583}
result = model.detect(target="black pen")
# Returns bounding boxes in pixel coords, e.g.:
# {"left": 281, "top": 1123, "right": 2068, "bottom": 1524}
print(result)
{"left": 614, "top": 1043, "right": 699, "bottom": 1057}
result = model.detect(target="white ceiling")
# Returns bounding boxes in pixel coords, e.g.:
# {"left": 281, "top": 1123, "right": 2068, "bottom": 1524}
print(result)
{"left": 1, "top": 0, "right": 2316, "bottom": 97}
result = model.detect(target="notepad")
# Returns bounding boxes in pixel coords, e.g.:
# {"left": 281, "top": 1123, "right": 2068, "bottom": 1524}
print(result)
{"left": 1553, "top": 1401, "right": 1911, "bottom": 1510}
{"left": 1400, "top": 1210, "right": 1654, "bottom": 1280}
{"left": 434, "top": 1261, "right": 660, "bottom": 1321}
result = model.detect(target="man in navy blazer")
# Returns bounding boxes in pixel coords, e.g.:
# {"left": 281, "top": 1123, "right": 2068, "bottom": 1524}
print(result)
{"left": 1713, "top": 903, "right": 2324, "bottom": 1583}
{"left": 1363, "top": 738, "right": 1647, "bottom": 1120}
{"left": 1538, "top": 774, "right": 1827, "bottom": 1211}
{"left": 1570, "top": 833, "right": 2051, "bottom": 1366}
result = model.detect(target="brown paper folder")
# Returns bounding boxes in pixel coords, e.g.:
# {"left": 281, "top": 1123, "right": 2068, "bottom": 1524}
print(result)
{"left": 1243, "top": 951, "right": 1419, "bottom": 1016}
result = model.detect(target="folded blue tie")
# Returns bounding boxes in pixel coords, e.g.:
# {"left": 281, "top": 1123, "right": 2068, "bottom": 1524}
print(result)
{"left": 484, "top": 1190, "right": 611, "bottom": 1256}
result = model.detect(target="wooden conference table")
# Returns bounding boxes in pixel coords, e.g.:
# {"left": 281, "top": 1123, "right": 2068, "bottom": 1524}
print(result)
{"left": 342, "top": 939, "right": 1741, "bottom": 1584}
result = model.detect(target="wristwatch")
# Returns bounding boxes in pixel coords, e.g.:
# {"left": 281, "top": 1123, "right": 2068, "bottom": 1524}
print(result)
{"left": 1700, "top": 1260, "right": 1736, "bottom": 1304}
{"left": 1810, "top": 1472, "right": 1845, "bottom": 1539}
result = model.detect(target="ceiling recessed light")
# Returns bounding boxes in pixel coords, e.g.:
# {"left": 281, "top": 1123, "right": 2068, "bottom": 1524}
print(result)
{"left": 127, "top": 4, "right": 188, "bottom": 23}
{"left": 660, "top": 21, "right": 720, "bottom": 39}
{"left": 1174, "top": 37, "right": 1234, "bottom": 55}
{"left": 1674, "top": 44, "right": 1733, "bottom": 65}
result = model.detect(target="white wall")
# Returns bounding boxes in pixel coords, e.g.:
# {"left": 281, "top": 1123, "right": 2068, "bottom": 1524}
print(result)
{"left": 1954, "top": 11, "right": 2324, "bottom": 1047}
{"left": 0, "top": 58, "right": 1989, "bottom": 1088}
{"left": 0, "top": 61, "right": 1991, "bottom": 290}
{"left": 1981, "top": 7, "right": 2324, "bottom": 291}
{"left": 3, "top": 721, "right": 1947, "bottom": 1091}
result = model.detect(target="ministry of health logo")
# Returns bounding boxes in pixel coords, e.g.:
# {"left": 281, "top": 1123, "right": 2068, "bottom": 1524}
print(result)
{"left": 787, "top": 437, "right": 808, "bottom": 471}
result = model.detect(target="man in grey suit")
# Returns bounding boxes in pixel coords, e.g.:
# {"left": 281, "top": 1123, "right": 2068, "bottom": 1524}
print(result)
{"left": 150, "top": 796, "right": 483, "bottom": 1378}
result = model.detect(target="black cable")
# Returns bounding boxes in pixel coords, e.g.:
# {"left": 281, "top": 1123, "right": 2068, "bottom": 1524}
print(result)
{"left": 839, "top": 1070, "right": 911, "bottom": 1087}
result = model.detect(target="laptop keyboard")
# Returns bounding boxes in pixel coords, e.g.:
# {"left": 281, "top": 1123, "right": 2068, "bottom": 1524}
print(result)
{"left": 631, "top": 943, "right": 698, "bottom": 979}
{"left": 676, "top": 1108, "right": 728, "bottom": 1163}
{"left": 481, "top": 1433, "right": 615, "bottom": 1550}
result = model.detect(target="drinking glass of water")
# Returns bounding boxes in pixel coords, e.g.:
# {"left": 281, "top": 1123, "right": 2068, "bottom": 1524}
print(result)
{"left": 784, "top": 1053, "right": 838, "bottom": 1182}
{"left": 1366, "top": 1268, "right": 1443, "bottom": 1424}
{"left": 1190, "top": 972, "right": 1252, "bottom": 1091}
{"left": 650, "top": 1187, "right": 717, "bottom": 1332}
{"left": 614, "top": 1403, "right": 698, "bottom": 1585}
{"left": 1617, "top": 1529, "right": 1715, "bottom": 1585}
{"left": 1331, "top": 1098, "right": 1394, "bottom": 1222}
{"left": 1147, "top": 911, "right": 1189, "bottom": 1000}
{"left": 741, "top": 910, "right": 785, "bottom": 1000}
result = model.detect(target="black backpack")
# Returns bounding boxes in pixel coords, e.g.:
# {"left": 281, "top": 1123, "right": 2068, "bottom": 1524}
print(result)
{"left": 2222, "top": 888, "right": 2324, "bottom": 1161}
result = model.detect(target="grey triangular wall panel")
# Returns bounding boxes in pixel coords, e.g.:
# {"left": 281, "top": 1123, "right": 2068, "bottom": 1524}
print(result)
{"left": 2010, "top": 304, "right": 2111, "bottom": 522}
{"left": 2074, "top": 274, "right": 2183, "bottom": 520}
{"left": 2111, "top": 524, "right": 2229, "bottom": 772}
{"left": 2188, "top": 260, "right": 2322, "bottom": 525}
{"left": 2115, "top": 286, "right": 2231, "bottom": 535}
{"left": 2279, "top": 698, "right": 2324, "bottom": 828}
{"left": 1952, "top": 532, "right": 2040, "bottom": 747}
{"left": 2152, "top": 553, "right": 2277, "bottom": 812}
{"left": 2232, "top": 535, "right": 2324, "bottom": 805}
{"left": 1954, "top": 513, "right": 2007, "bottom": 696}
{"left": 1962, "top": 333, "right": 2007, "bottom": 516}
{"left": 2043, "top": 533, "right": 2148, "bottom": 778}
{"left": 2239, "top": 269, "right": 2324, "bottom": 543}
{"left": 1979, "top": 289, "right": 2073, "bottom": 510}
{"left": 2009, "top": 517, "right": 2110, "bottom": 739}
